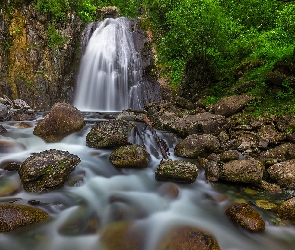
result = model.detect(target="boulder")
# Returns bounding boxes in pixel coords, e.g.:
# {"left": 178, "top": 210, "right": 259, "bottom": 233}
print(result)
{"left": 268, "top": 159, "right": 295, "bottom": 189}
{"left": 214, "top": 94, "right": 253, "bottom": 117}
{"left": 109, "top": 145, "right": 150, "bottom": 168}
{"left": 260, "top": 143, "right": 295, "bottom": 165}
{"left": 19, "top": 149, "right": 81, "bottom": 193}
{"left": 86, "top": 120, "right": 133, "bottom": 149}
{"left": 219, "top": 159, "right": 264, "bottom": 185}
{"left": 257, "top": 125, "right": 285, "bottom": 148}
{"left": 33, "top": 103, "right": 85, "bottom": 142}
{"left": 225, "top": 203, "right": 265, "bottom": 232}
{"left": 0, "top": 203, "right": 49, "bottom": 232}
{"left": 155, "top": 159, "right": 198, "bottom": 184}
{"left": 175, "top": 134, "right": 220, "bottom": 158}
{"left": 172, "top": 112, "right": 227, "bottom": 137}
{"left": 275, "top": 197, "right": 295, "bottom": 222}
{"left": 145, "top": 102, "right": 227, "bottom": 137}
{"left": 220, "top": 150, "right": 240, "bottom": 162}
{"left": 158, "top": 225, "right": 221, "bottom": 250}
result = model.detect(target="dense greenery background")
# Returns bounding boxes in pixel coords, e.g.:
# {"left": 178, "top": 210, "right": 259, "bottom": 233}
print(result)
{"left": 5, "top": 0, "right": 295, "bottom": 115}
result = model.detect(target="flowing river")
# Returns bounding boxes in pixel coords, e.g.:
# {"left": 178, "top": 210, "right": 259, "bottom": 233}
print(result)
{"left": 1, "top": 15, "right": 295, "bottom": 249}
{"left": 0, "top": 113, "right": 295, "bottom": 250}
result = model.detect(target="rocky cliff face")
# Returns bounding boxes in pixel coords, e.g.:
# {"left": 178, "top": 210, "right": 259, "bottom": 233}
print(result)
{"left": 0, "top": 1, "right": 83, "bottom": 110}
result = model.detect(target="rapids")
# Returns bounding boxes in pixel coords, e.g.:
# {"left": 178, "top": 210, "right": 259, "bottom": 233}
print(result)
{"left": 0, "top": 113, "right": 295, "bottom": 250}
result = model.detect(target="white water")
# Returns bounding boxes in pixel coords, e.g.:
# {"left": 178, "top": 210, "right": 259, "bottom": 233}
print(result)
{"left": 0, "top": 116, "right": 295, "bottom": 250}
{"left": 74, "top": 18, "right": 144, "bottom": 112}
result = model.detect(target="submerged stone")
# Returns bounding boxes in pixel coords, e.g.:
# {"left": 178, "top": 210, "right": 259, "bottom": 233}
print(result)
{"left": 19, "top": 149, "right": 81, "bottom": 193}
{"left": 99, "top": 221, "right": 143, "bottom": 250}
{"left": 155, "top": 159, "right": 198, "bottom": 184}
{"left": 158, "top": 225, "right": 221, "bottom": 250}
{"left": 0, "top": 203, "right": 49, "bottom": 232}
{"left": 109, "top": 145, "right": 150, "bottom": 168}
{"left": 225, "top": 203, "right": 265, "bottom": 232}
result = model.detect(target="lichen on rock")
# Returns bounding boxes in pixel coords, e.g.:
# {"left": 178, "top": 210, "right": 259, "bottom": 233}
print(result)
{"left": 155, "top": 159, "right": 198, "bottom": 184}
{"left": 109, "top": 145, "right": 150, "bottom": 168}
{"left": 18, "top": 149, "right": 81, "bottom": 193}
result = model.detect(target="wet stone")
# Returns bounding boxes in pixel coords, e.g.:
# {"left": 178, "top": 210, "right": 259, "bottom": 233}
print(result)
{"left": 155, "top": 159, "right": 198, "bottom": 184}
{"left": 158, "top": 183, "right": 179, "bottom": 199}
{"left": 99, "top": 221, "right": 143, "bottom": 250}
{"left": 225, "top": 203, "right": 265, "bottom": 232}
{"left": 18, "top": 149, "right": 81, "bottom": 193}
{"left": 0, "top": 203, "right": 49, "bottom": 232}
{"left": 33, "top": 103, "right": 85, "bottom": 142}
{"left": 275, "top": 197, "right": 295, "bottom": 222}
{"left": 86, "top": 120, "right": 133, "bottom": 149}
{"left": 109, "top": 145, "right": 150, "bottom": 168}
{"left": 158, "top": 225, "right": 221, "bottom": 250}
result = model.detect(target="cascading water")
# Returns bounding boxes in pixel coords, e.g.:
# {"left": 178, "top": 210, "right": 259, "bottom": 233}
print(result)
{"left": 74, "top": 17, "right": 156, "bottom": 112}
{"left": 1, "top": 16, "right": 295, "bottom": 250}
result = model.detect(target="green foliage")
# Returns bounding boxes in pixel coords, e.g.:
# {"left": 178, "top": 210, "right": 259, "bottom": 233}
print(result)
{"left": 47, "top": 24, "right": 64, "bottom": 48}
{"left": 36, "top": 0, "right": 70, "bottom": 21}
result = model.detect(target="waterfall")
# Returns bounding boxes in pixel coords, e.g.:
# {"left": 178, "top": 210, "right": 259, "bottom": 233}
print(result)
{"left": 74, "top": 17, "right": 159, "bottom": 112}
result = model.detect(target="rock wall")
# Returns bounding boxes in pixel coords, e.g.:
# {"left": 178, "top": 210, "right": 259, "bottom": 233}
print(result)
{"left": 0, "top": 1, "right": 83, "bottom": 110}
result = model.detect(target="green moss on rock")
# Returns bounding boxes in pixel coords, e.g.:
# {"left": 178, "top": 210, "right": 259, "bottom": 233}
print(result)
{"left": 109, "top": 145, "right": 150, "bottom": 168}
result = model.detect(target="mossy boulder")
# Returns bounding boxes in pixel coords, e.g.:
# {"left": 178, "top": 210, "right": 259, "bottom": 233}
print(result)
{"left": 158, "top": 225, "right": 221, "bottom": 250}
{"left": 33, "top": 103, "right": 85, "bottom": 142}
{"left": 219, "top": 159, "right": 264, "bottom": 185}
{"left": 109, "top": 145, "right": 150, "bottom": 168}
{"left": 86, "top": 120, "right": 133, "bottom": 149}
{"left": 0, "top": 203, "right": 49, "bottom": 232}
{"left": 19, "top": 149, "right": 81, "bottom": 193}
{"left": 225, "top": 203, "right": 265, "bottom": 232}
{"left": 155, "top": 159, "right": 198, "bottom": 184}
{"left": 175, "top": 134, "right": 220, "bottom": 158}
{"left": 268, "top": 159, "right": 295, "bottom": 189}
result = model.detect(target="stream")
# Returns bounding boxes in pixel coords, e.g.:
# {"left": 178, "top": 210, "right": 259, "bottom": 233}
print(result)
{"left": 0, "top": 112, "right": 295, "bottom": 250}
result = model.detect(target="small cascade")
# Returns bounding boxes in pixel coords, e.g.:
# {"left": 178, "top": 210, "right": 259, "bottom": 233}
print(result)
{"left": 74, "top": 17, "right": 159, "bottom": 112}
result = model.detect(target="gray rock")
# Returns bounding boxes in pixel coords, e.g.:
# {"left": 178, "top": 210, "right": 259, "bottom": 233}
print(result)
{"left": 86, "top": 120, "right": 133, "bottom": 149}
{"left": 175, "top": 134, "right": 220, "bottom": 158}
{"left": 220, "top": 150, "right": 240, "bottom": 162}
{"left": 109, "top": 145, "right": 150, "bottom": 168}
{"left": 268, "top": 159, "right": 295, "bottom": 189}
{"left": 219, "top": 159, "right": 264, "bottom": 185}
{"left": 145, "top": 102, "right": 227, "bottom": 137}
{"left": 155, "top": 159, "right": 198, "bottom": 184}
{"left": 260, "top": 143, "right": 295, "bottom": 165}
{"left": 214, "top": 94, "right": 253, "bottom": 117}
{"left": 19, "top": 149, "right": 81, "bottom": 193}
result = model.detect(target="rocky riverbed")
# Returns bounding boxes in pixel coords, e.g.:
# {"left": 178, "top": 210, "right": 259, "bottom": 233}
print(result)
{"left": 1, "top": 96, "right": 295, "bottom": 249}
